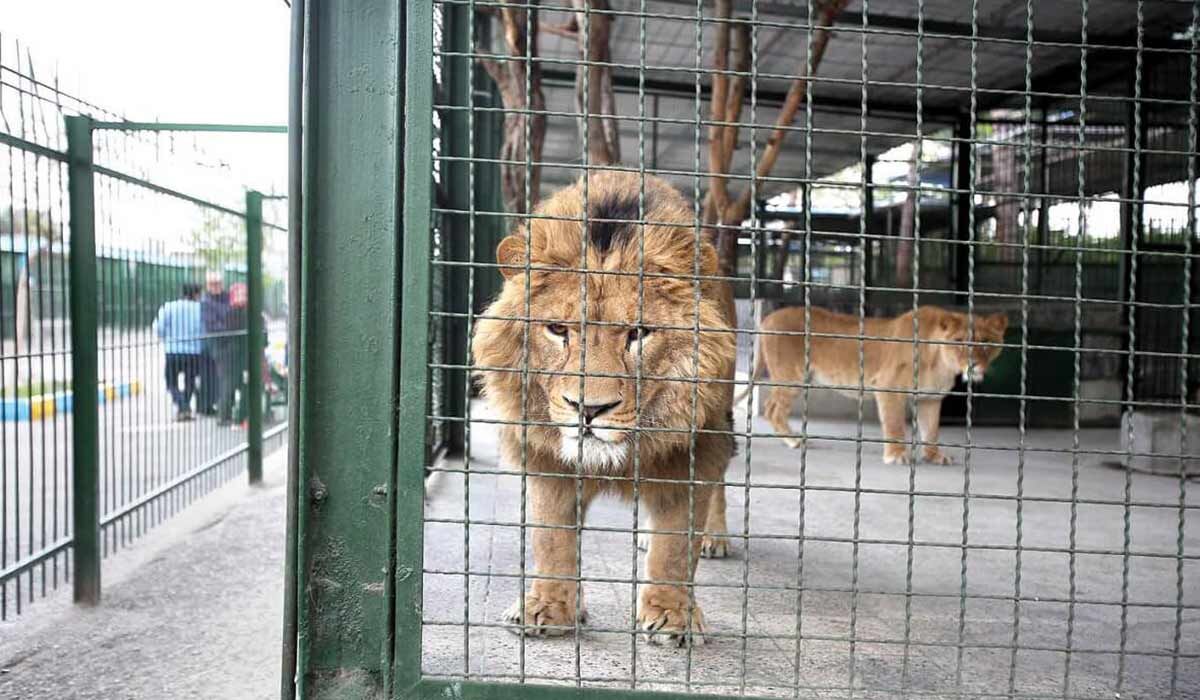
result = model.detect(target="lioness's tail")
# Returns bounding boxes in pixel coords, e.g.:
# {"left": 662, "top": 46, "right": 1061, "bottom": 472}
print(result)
{"left": 733, "top": 346, "right": 767, "bottom": 405}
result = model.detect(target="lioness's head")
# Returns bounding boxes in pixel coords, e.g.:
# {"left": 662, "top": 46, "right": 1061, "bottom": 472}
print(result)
{"left": 932, "top": 310, "right": 1009, "bottom": 383}
{"left": 472, "top": 172, "right": 734, "bottom": 471}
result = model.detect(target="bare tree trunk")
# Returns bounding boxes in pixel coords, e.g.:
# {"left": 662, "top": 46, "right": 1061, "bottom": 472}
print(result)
{"left": 705, "top": 0, "right": 733, "bottom": 228}
{"left": 480, "top": 2, "right": 547, "bottom": 215}
{"left": 571, "top": 0, "right": 620, "bottom": 166}
{"left": 713, "top": 22, "right": 752, "bottom": 271}
{"left": 726, "top": 0, "right": 850, "bottom": 228}
{"left": 700, "top": 0, "right": 849, "bottom": 280}
{"left": 896, "top": 143, "right": 921, "bottom": 286}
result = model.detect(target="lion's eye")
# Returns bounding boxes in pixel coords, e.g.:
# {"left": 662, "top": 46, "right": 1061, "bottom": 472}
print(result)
{"left": 546, "top": 323, "right": 569, "bottom": 338}
{"left": 627, "top": 326, "right": 651, "bottom": 347}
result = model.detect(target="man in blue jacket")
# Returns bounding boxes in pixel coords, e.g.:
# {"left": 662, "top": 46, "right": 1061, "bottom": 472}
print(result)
{"left": 154, "top": 283, "right": 204, "bottom": 421}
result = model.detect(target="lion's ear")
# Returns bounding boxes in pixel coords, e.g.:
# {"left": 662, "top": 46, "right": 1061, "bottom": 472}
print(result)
{"left": 987, "top": 312, "right": 1009, "bottom": 333}
{"left": 496, "top": 235, "right": 527, "bottom": 280}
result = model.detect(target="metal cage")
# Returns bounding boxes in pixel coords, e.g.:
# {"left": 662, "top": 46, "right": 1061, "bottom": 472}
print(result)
{"left": 287, "top": 1, "right": 1199, "bottom": 698}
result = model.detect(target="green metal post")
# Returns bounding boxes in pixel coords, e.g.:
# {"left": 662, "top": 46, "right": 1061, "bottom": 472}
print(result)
{"left": 66, "top": 115, "right": 100, "bottom": 606}
{"left": 395, "top": 0, "right": 435, "bottom": 692}
{"left": 290, "top": 0, "right": 406, "bottom": 696}
{"left": 246, "top": 190, "right": 265, "bottom": 484}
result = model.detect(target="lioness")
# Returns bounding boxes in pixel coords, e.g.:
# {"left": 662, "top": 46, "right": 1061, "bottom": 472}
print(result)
{"left": 737, "top": 305, "right": 1007, "bottom": 464}
{"left": 472, "top": 171, "right": 735, "bottom": 646}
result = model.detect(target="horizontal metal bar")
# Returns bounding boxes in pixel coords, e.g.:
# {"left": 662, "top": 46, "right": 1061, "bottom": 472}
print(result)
{"left": 0, "top": 537, "right": 73, "bottom": 583}
{"left": 415, "top": 673, "right": 1190, "bottom": 700}
{"left": 0, "top": 130, "right": 68, "bottom": 162}
{"left": 100, "top": 422, "right": 287, "bottom": 528}
{"left": 92, "top": 121, "right": 287, "bottom": 134}
{"left": 93, "top": 164, "right": 245, "bottom": 219}
{"left": 424, "top": 464, "right": 1200, "bottom": 512}
{"left": 99, "top": 443, "right": 249, "bottom": 527}
{"left": 420, "top": 564, "right": 1198, "bottom": 610}
{"left": 428, "top": 415, "right": 1200, "bottom": 461}
{"left": 418, "top": 617, "right": 1200, "bottom": 658}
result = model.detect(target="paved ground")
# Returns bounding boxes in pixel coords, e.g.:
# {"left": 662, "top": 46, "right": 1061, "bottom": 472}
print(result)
{"left": 0, "top": 449, "right": 286, "bottom": 700}
{"left": 423, "top": 403, "right": 1200, "bottom": 699}
{"left": 0, "top": 402, "right": 1195, "bottom": 699}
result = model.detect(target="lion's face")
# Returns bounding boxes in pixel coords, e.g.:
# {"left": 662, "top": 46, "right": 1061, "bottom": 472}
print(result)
{"left": 935, "top": 311, "right": 1009, "bottom": 383}
{"left": 472, "top": 172, "right": 734, "bottom": 472}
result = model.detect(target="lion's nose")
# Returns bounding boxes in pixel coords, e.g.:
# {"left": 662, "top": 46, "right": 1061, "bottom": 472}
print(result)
{"left": 562, "top": 396, "right": 621, "bottom": 423}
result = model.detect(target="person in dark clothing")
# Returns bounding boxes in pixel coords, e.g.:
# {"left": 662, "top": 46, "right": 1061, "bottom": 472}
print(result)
{"left": 218, "top": 282, "right": 249, "bottom": 426}
{"left": 154, "top": 284, "right": 204, "bottom": 421}
{"left": 200, "top": 271, "right": 234, "bottom": 416}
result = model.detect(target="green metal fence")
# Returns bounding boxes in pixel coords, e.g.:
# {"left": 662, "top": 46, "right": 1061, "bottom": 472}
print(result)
{"left": 289, "top": 1, "right": 1199, "bottom": 699}
{"left": 0, "top": 46, "right": 289, "bottom": 618}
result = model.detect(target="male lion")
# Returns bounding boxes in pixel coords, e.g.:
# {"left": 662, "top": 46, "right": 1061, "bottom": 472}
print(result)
{"left": 472, "top": 171, "right": 736, "bottom": 646}
{"left": 737, "top": 305, "right": 1007, "bottom": 464}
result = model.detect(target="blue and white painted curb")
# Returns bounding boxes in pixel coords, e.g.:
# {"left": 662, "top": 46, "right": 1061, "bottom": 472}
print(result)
{"left": 0, "top": 380, "right": 142, "bottom": 421}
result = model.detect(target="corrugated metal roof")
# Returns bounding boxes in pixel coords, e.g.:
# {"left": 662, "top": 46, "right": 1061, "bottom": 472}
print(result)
{"left": 524, "top": 0, "right": 1195, "bottom": 199}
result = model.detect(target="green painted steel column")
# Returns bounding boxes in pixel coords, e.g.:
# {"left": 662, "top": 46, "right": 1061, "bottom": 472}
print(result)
{"left": 66, "top": 115, "right": 100, "bottom": 606}
{"left": 291, "top": 0, "right": 406, "bottom": 697}
{"left": 246, "top": 190, "right": 265, "bottom": 484}
{"left": 395, "top": 0, "right": 435, "bottom": 694}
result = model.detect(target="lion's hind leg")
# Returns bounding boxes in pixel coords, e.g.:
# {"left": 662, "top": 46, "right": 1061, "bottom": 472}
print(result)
{"left": 765, "top": 385, "right": 803, "bottom": 449}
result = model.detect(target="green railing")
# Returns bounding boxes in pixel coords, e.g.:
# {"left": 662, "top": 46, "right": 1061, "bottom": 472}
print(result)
{"left": 0, "top": 51, "right": 289, "bottom": 618}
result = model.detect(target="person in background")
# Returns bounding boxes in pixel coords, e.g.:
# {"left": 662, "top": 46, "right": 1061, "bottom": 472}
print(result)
{"left": 154, "top": 283, "right": 204, "bottom": 421}
{"left": 219, "top": 282, "right": 249, "bottom": 427}
{"left": 200, "top": 270, "right": 233, "bottom": 417}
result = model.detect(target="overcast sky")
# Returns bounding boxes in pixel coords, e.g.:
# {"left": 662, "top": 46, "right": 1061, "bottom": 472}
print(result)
{"left": 2, "top": 0, "right": 291, "bottom": 263}
{"left": 3, "top": 0, "right": 290, "bottom": 194}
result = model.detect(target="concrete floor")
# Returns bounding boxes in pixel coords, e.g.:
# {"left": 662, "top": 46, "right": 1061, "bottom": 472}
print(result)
{"left": 0, "top": 450, "right": 286, "bottom": 700}
{"left": 0, "top": 405, "right": 1194, "bottom": 699}
{"left": 422, "top": 403, "right": 1200, "bottom": 698}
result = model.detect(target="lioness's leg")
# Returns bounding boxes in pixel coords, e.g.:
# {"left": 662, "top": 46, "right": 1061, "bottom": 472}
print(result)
{"left": 638, "top": 484, "right": 711, "bottom": 646}
{"left": 875, "top": 391, "right": 911, "bottom": 464}
{"left": 765, "top": 386, "right": 802, "bottom": 449}
{"left": 917, "top": 398, "right": 953, "bottom": 464}
{"left": 502, "top": 475, "right": 593, "bottom": 636}
{"left": 701, "top": 483, "right": 729, "bottom": 559}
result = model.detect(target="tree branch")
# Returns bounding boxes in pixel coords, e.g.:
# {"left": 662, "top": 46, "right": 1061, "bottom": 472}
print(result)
{"left": 728, "top": 0, "right": 850, "bottom": 227}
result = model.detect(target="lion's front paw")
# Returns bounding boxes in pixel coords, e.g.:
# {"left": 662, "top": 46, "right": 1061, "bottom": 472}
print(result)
{"left": 637, "top": 585, "right": 706, "bottom": 647}
{"left": 783, "top": 436, "right": 803, "bottom": 449}
{"left": 921, "top": 447, "right": 954, "bottom": 465}
{"left": 882, "top": 446, "right": 912, "bottom": 465}
{"left": 700, "top": 535, "right": 729, "bottom": 559}
{"left": 637, "top": 531, "right": 650, "bottom": 552}
{"left": 502, "top": 589, "right": 585, "bottom": 637}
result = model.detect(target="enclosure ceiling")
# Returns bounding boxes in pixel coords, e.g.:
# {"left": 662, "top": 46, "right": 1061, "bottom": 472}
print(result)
{"left": 532, "top": 0, "right": 1196, "bottom": 199}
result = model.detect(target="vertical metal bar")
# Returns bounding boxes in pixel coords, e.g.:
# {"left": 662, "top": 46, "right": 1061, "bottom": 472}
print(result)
{"left": 1035, "top": 108, "right": 1049, "bottom": 296}
{"left": 863, "top": 155, "right": 875, "bottom": 303}
{"left": 280, "top": 0, "right": 305, "bottom": 694}
{"left": 395, "top": 0, "right": 434, "bottom": 693}
{"left": 442, "top": 0, "right": 471, "bottom": 456}
{"left": 1119, "top": 57, "right": 1147, "bottom": 413}
{"left": 953, "top": 112, "right": 972, "bottom": 304}
{"left": 246, "top": 190, "right": 264, "bottom": 485}
{"left": 65, "top": 114, "right": 99, "bottom": 606}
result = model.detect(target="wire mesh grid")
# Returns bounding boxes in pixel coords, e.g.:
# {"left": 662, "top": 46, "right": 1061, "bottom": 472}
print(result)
{"left": 0, "top": 38, "right": 289, "bottom": 619}
{"left": 417, "top": 1, "right": 1199, "bottom": 697}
